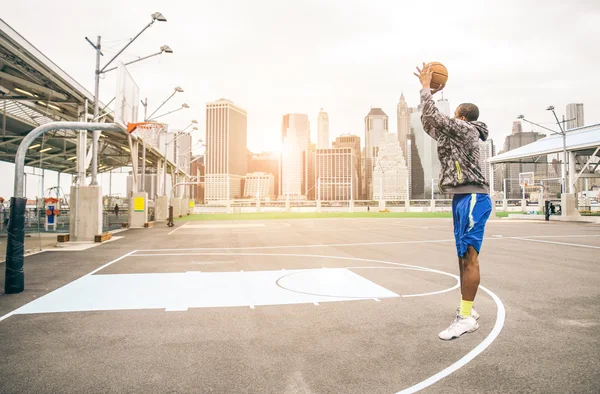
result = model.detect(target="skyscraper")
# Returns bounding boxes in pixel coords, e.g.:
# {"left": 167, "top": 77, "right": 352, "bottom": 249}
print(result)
{"left": 317, "top": 108, "right": 330, "bottom": 149}
{"left": 205, "top": 99, "right": 247, "bottom": 203}
{"left": 479, "top": 139, "right": 495, "bottom": 186}
{"left": 315, "top": 148, "right": 357, "bottom": 201}
{"left": 501, "top": 129, "right": 547, "bottom": 199}
{"left": 566, "top": 103, "right": 584, "bottom": 130}
{"left": 333, "top": 135, "right": 362, "bottom": 200}
{"left": 280, "top": 114, "right": 310, "bottom": 198}
{"left": 411, "top": 107, "right": 441, "bottom": 198}
{"left": 406, "top": 134, "right": 424, "bottom": 198}
{"left": 364, "top": 108, "right": 388, "bottom": 199}
{"left": 372, "top": 133, "right": 410, "bottom": 201}
{"left": 397, "top": 94, "right": 410, "bottom": 153}
{"left": 512, "top": 121, "right": 523, "bottom": 135}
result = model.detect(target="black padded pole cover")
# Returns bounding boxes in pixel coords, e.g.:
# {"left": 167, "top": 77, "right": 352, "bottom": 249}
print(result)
{"left": 5, "top": 197, "right": 26, "bottom": 294}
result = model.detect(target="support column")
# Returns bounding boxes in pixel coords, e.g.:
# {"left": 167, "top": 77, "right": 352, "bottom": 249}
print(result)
{"left": 70, "top": 185, "right": 103, "bottom": 241}
{"left": 568, "top": 151, "right": 577, "bottom": 194}
{"left": 141, "top": 142, "right": 146, "bottom": 193}
{"left": 489, "top": 163, "right": 498, "bottom": 219}
{"left": 156, "top": 195, "right": 168, "bottom": 221}
{"left": 129, "top": 191, "right": 148, "bottom": 228}
{"left": 172, "top": 197, "right": 182, "bottom": 218}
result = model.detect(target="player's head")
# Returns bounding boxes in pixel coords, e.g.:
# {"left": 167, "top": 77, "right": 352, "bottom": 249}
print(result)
{"left": 455, "top": 103, "right": 479, "bottom": 122}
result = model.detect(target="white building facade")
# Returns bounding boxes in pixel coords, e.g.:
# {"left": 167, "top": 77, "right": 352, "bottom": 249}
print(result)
{"left": 372, "top": 133, "right": 410, "bottom": 201}
{"left": 315, "top": 148, "right": 358, "bottom": 201}
{"left": 479, "top": 139, "right": 495, "bottom": 186}
{"left": 566, "top": 103, "right": 584, "bottom": 130}
{"left": 244, "top": 172, "right": 274, "bottom": 199}
{"left": 364, "top": 108, "right": 388, "bottom": 199}
{"left": 205, "top": 99, "right": 247, "bottom": 203}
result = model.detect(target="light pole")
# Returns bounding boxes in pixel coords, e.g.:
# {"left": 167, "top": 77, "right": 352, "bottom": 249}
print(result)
{"left": 149, "top": 104, "right": 190, "bottom": 121}
{"left": 517, "top": 111, "right": 575, "bottom": 194}
{"left": 86, "top": 12, "right": 169, "bottom": 186}
{"left": 103, "top": 45, "right": 173, "bottom": 74}
{"left": 181, "top": 120, "right": 199, "bottom": 133}
{"left": 546, "top": 106, "right": 577, "bottom": 194}
{"left": 145, "top": 86, "right": 184, "bottom": 121}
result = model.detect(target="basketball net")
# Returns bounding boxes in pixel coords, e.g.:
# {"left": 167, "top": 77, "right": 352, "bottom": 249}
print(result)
{"left": 127, "top": 122, "right": 166, "bottom": 149}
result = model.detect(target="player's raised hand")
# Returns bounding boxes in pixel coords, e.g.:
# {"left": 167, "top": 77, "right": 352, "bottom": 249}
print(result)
{"left": 413, "top": 62, "right": 432, "bottom": 89}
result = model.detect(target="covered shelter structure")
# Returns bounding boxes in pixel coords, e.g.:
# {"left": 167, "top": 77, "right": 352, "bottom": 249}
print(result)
{"left": 489, "top": 123, "right": 600, "bottom": 218}
{"left": 1, "top": 18, "right": 196, "bottom": 293}
{"left": 0, "top": 18, "right": 189, "bottom": 219}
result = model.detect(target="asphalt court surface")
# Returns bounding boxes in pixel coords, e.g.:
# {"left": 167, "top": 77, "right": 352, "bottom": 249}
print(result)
{"left": 0, "top": 218, "right": 599, "bottom": 393}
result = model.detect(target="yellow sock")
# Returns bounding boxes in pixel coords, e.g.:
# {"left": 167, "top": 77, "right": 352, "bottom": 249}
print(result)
{"left": 460, "top": 299, "right": 473, "bottom": 318}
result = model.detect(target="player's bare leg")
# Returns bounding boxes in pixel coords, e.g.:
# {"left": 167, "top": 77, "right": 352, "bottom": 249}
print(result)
{"left": 440, "top": 246, "right": 481, "bottom": 340}
{"left": 458, "top": 257, "right": 464, "bottom": 296}
{"left": 456, "top": 254, "right": 479, "bottom": 320}
{"left": 461, "top": 245, "right": 480, "bottom": 302}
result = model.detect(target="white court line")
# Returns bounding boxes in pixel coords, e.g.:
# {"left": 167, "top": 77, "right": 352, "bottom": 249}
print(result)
{"left": 122, "top": 252, "right": 460, "bottom": 299}
{"left": 135, "top": 238, "right": 456, "bottom": 252}
{"left": 135, "top": 233, "right": 600, "bottom": 253}
{"left": 398, "top": 284, "right": 506, "bottom": 394}
{"left": 0, "top": 250, "right": 137, "bottom": 323}
{"left": 511, "top": 237, "right": 600, "bottom": 250}
{"left": 168, "top": 222, "right": 190, "bottom": 235}
{"left": 0, "top": 248, "right": 505, "bottom": 393}
{"left": 507, "top": 234, "right": 600, "bottom": 239}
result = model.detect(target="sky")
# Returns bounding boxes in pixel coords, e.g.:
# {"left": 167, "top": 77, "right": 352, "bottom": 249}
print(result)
{"left": 1, "top": 0, "right": 599, "bottom": 198}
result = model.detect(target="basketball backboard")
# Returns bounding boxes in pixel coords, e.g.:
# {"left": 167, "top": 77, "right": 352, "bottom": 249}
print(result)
{"left": 114, "top": 62, "right": 140, "bottom": 130}
{"left": 519, "top": 172, "right": 534, "bottom": 187}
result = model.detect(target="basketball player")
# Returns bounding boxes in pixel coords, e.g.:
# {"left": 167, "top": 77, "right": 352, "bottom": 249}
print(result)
{"left": 414, "top": 63, "right": 492, "bottom": 340}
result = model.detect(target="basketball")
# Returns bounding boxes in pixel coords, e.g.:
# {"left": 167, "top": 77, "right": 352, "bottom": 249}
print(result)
{"left": 428, "top": 62, "right": 448, "bottom": 90}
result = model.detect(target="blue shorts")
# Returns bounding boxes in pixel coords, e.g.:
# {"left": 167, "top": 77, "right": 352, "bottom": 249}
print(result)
{"left": 452, "top": 193, "right": 492, "bottom": 257}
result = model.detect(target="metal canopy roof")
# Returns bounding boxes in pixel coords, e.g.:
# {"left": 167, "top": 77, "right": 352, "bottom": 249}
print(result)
{"left": 489, "top": 124, "right": 600, "bottom": 164}
{"left": 0, "top": 18, "right": 172, "bottom": 175}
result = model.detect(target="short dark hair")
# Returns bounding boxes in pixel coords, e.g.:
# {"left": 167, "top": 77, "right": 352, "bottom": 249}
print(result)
{"left": 457, "top": 103, "right": 479, "bottom": 122}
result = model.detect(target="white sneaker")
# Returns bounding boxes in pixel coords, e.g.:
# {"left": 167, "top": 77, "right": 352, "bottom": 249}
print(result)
{"left": 439, "top": 315, "right": 479, "bottom": 340}
{"left": 456, "top": 307, "right": 480, "bottom": 320}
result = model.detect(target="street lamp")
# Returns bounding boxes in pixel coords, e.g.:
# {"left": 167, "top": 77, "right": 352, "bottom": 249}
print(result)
{"left": 516, "top": 109, "right": 575, "bottom": 194}
{"left": 149, "top": 103, "right": 190, "bottom": 121}
{"left": 86, "top": 11, "right": 169, "bottom": 185}
{"left": 546, "top": 106, "right": 576, "bottom": 194}
{"left": 181, "top": 120, "right": 199, "bottom": 133}
{"left": 145, "top": 86, "right": 184, "bottom": 121}
{"left": 102, "top": 45, "right": 173, "bottom": 74}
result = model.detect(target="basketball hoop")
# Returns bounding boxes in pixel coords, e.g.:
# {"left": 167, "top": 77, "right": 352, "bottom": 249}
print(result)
{"left": 519, "top": 171, "right": 534, "bottom": 188}
{"left": 127, "top": 122, "right": 167, "bottom": 149}
{"left": 127, "top": 122, "right": 162, "bottom": 133}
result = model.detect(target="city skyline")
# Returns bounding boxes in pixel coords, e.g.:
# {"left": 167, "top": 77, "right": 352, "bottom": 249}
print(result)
{"left": 2, "top": 1, "right": 597, "bottom": 156}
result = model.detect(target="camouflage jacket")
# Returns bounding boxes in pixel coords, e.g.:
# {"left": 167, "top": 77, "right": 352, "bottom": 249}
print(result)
{"left": 420, "top": 89, "right": 489, "bottom": 195}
